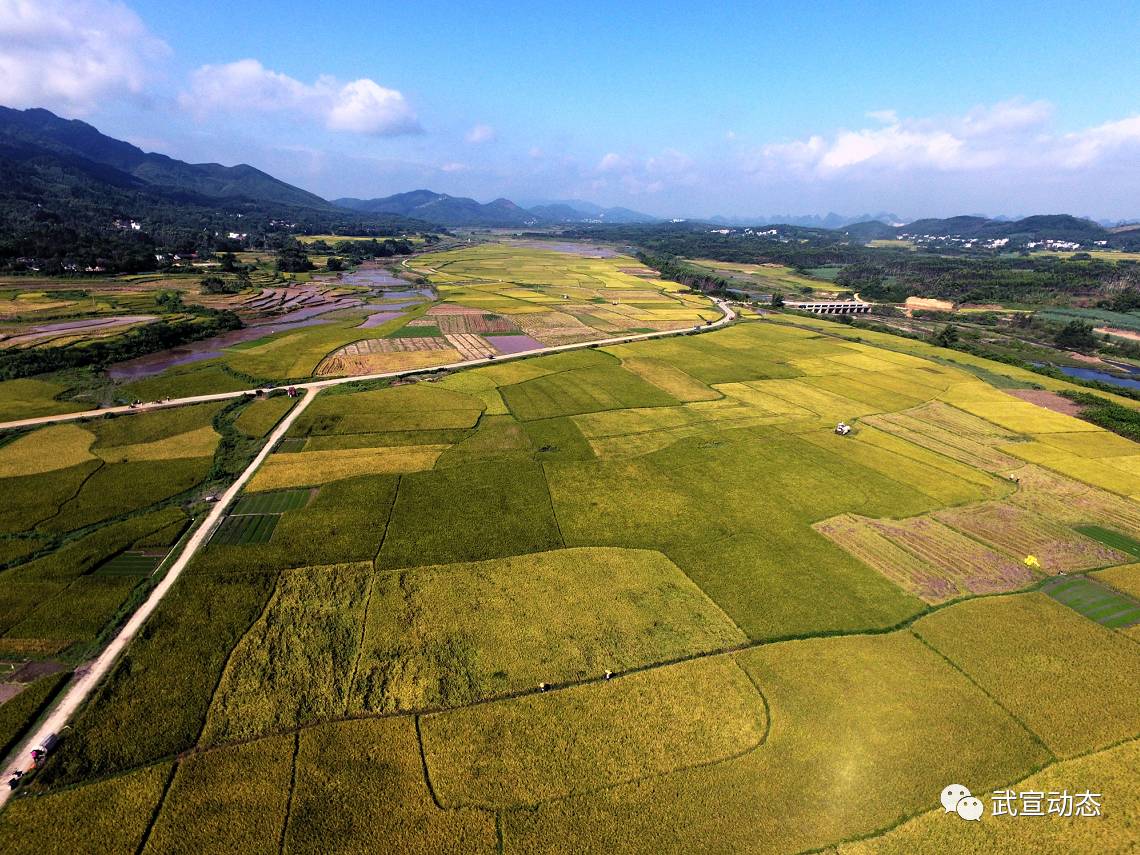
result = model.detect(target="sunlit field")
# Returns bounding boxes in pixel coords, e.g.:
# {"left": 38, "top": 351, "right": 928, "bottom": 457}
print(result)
{"left": 5, "top": 312, "right": 1138, "bottom": 852}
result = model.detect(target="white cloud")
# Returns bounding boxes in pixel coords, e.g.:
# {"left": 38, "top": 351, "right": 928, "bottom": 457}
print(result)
{"left": 597, "top": 152, "right": 628, "bottom": 172}
{"left": 958, "top": 99, "right": 1052, "bottom": 137}
{"left": 1055, "top": 115, "right": 1140, "bottom": 167}
{"left": 0, "top": 0, "right": 168, "bottom": 114}
{"left": 181, "top": 59, "right": 420, "bottom": 136}
{"left": 866, "top": 109, "right": 898, "bottom": 124}
{"left": 439, "top": 161, "right": 468, "bottom": 173}
{"left": 465, "top": 123, "right": 496, "bottom": 144}
{"left": 749, "top": 100, "right": 1140, "bottom": 179}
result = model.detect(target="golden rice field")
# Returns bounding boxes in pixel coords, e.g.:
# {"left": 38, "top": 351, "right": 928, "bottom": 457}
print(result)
{"left": 4, "top": 305, "right": 1140, "bottom": 853}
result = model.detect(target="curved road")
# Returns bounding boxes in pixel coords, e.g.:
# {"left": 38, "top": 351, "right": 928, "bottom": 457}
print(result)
{"left": 0, "top": 299, "right": 734, "bottom": 805}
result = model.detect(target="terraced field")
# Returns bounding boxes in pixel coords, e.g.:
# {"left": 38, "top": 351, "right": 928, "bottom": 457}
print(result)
{"left": 3, "top": 309, "right": 1140, "bottom": 852}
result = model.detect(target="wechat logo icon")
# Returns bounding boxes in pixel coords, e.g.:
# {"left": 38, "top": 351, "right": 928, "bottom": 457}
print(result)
{"left": 941, "top": 784, "right": 984, "bottom": 821}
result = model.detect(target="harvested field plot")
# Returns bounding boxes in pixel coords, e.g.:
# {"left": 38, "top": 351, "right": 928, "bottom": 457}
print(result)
{"left": 934, "top": 502, "right": 1129, "bottom": 572}
{"left": 427, "top": 307, "right": 519, "bottom": 335}
{"left": 514, "top": 309, "right": 602, "bottom": 345}
{"left": 351, "top": 547, "right": 745, "bottom": 712}
{"left": 286, "top": 717, "right": 496, "bottom": 854}
{"left": 814, "top": 512, "right": 1035, "bottom": 603}
{"left": 421, "top": 657, "right": 766, "bottom": 808}
{"left": 914, "top": 593, "right": 1140, "bottom": 757}
{"left": 1041, "top": 575, "right": 1140, "bottom": 628}
{"left": 443, "top": 332, "right": 495, "bottom": 359}
{"left": 862, "top": 401, "right": 1024, "bottom": 472}
{"left": 210, "top": 514, "right": 279, "bottom": 545}
{"left": 813, "top": 514, "right": 964, "bottom": 604}
{"left": 1008, "top": 465, "right": 1140, "bottom": 535}
{"left": 315, "top": 347, "right": 460, "bottom": 376}
{"left": 232, "top": 488, "right": 312, "bottom": 514}
{"left": 866, "top": 516, "right": 1031, "bottom": 589}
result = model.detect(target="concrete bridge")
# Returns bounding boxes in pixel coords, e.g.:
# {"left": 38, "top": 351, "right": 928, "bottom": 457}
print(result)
{"left": 784, "top": 299, "right": 871, "bottom": 315}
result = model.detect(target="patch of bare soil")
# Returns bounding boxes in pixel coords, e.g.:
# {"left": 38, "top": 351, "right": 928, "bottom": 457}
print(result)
{"left": 1097, "top": 326, "right": 1140, "bottom": 343}
{"left": 9, "top": 660, "right": 67, "bottom": 682}
{"left": 1006, "top": 389, "right": 1083, "bottom": 416}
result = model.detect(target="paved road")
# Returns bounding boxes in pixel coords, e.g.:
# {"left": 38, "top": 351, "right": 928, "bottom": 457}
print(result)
{"left": 0, "top": 300, "right": 735, "bottom": 432}
{"left": 0, "top": 300, "right": 734, "bottom": 804}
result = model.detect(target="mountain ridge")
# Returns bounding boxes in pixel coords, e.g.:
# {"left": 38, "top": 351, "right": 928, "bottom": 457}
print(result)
{"left": 0, "top": 106, "right": 333, "bottom": 210}
{"left": 336, "top": 189, "right": 660, "bottom": 227}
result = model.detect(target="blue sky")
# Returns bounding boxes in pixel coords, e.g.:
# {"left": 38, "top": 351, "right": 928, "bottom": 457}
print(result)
{"left": 3, "top": 0, "right": 1139, "bottom": 219}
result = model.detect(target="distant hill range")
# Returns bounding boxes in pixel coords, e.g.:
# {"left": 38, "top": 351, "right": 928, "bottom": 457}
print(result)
{"left": 335, "top": 191, "right": 660, "bottom": 228}
{"left": 0, "top": 106, "right": 343, "bottom": 210}
{"left": 842, "top": 214, "right": 1140, "bottom": 248}
{"left": 709, "top": 212, "right": 902, "bottom": 230}
{"left": 0, "top": 106, "right": 427, "bottom": 270}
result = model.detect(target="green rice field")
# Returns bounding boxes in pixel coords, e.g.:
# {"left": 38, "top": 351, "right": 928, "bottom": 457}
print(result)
{"left": 1076, "top": 524, "right": 1140, "bottom": 558}
{"left": 210, "top": 514, "right": 280, "bottom": 546}
{"left": 231, "top": 489, "right": 312, "bottom": 515}
{"left": 92, "top": 552, "right": 162, "bottom": 577}
{"left": 3, "top": 271, "right": 1140, "bottom": 853}
{"left": 1041, "top": 574, "right": 1140, "bottom": 627}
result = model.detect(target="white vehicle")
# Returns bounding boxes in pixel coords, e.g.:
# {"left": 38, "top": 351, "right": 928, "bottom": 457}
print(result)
{"left": 835, "top": 422, "right": 852, "bottom": 436}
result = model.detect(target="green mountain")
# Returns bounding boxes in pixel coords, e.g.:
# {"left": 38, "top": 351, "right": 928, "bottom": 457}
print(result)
{"left": 0, "top": 106, "right": 425, "bottom": 272}
{"left": 337, "top": 190, "right": 660, "bottom": 227}
{"left": 0, "top": 107, "right": 331, "bottom": 209}
{"left": 336, "top": 190, "right": 542, "bottom": 227}
{"left": 900, "top": 214, "right": 1114, "bottom": 243}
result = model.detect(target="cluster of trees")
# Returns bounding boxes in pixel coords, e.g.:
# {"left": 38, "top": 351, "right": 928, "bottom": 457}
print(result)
{"left": 200, "top": 275, "right": 246, "bottom": 295}
{"left": 636, "top": 251, "right": 733, "bottom": 293}
{"left": 1061, "top": 391, "right": 1140, "bottom": 441}
{"left": 560, "top": 223, "right": 1140, "bottom": 308}
{"left": 837, "top": 254, "right": 1140, "bottom": 304}
{"left": 273, "top": 236, "right": 419, "bottom": 274}
{"left": 307, "top": 237, "right": 419, "bottom": 260}
{"left": 1054, "top": 321, "right": 1100, "bottom": 351}
{"left": 274, "top": 241, "right": 314, "bottom": 273}
{"left": 0, "top": 151, "right": 431, "bottom": 275}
